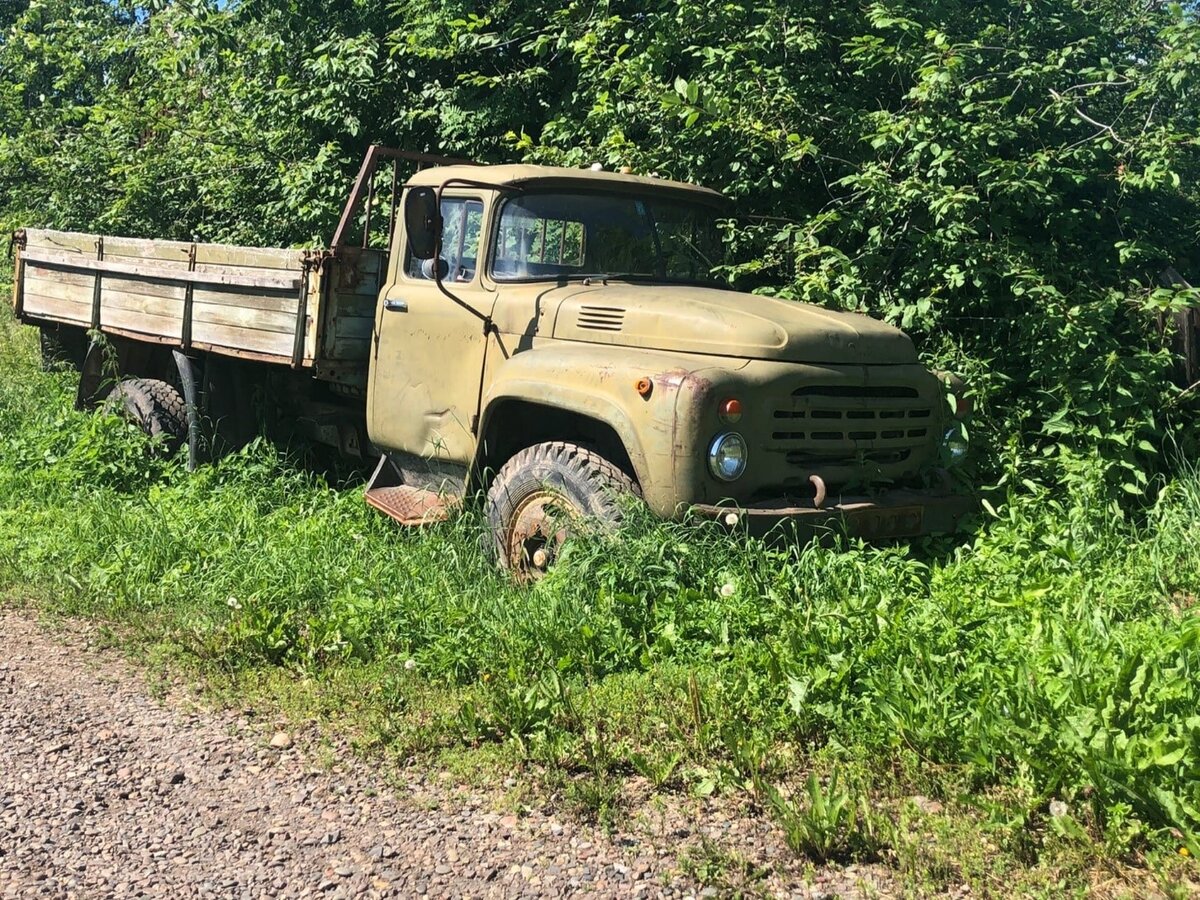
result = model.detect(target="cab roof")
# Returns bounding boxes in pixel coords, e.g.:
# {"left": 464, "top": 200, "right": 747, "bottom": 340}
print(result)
{"left": 406, "top": 164, "right": 729, "bottom": 207}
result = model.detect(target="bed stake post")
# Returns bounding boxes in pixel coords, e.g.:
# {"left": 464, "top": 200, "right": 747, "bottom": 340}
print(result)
{"left": 90, "top": 235, "right": 104, "bottom": 330}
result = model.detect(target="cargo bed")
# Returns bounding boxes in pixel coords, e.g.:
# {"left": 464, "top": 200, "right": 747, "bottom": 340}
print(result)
{"left": 12, "top": 228, "right": 383, "bottom": 389}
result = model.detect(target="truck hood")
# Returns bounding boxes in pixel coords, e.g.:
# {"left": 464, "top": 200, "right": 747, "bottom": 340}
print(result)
{"left": 546, "top": 283, "right": 918, "bottom": 365}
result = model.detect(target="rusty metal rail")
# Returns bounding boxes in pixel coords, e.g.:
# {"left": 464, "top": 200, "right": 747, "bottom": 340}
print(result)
{"left": 330, "top": 145, "right": 477, "bottom": 251}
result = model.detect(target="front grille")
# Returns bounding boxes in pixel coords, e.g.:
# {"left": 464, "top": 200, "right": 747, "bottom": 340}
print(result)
{"left": 769, "top": 384, "right": 934, "bottom": 467}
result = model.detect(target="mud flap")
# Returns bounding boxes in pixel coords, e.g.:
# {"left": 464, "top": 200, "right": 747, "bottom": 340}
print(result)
{"left": 172, "top": 350, "right": 201, "bottom": 472}
{"left": 75, "top": 340, "right": 112, "bottom": 411}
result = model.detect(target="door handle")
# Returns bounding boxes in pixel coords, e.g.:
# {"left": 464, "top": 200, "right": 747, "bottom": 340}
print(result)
{"left": 384, "top": 298, "right": 408, "bottom": 313}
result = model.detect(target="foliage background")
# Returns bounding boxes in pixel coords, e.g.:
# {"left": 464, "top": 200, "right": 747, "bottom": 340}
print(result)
{"left": 2, "top": 0, "right": 1199, "bottom": 494}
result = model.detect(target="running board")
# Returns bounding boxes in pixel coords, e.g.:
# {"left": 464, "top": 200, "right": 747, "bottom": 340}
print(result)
{"left": 363, "top": 455, "right": 455, "bottom": 526}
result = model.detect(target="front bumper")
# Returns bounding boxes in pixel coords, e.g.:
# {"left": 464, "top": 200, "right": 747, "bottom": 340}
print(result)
{"left": 691, "top": 489, "right": 975, "bottom": 540}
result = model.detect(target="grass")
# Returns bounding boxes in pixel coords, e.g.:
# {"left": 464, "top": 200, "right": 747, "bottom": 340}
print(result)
{"left": 2, "top": 257, "right": 1199, "bottom": 894}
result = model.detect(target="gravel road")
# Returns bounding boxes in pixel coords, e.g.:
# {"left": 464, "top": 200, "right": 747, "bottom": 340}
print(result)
{"left": 0, "top": 609, "right": 895, "bottom": 899}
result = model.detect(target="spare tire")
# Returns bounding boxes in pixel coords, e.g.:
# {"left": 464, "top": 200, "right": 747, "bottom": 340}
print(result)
{"left": 104, "top": 378, "right": 188, "bottom": 453}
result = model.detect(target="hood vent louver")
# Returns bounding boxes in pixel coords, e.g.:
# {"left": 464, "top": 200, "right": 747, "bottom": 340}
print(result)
{"left": 576, "top": 305, "right": 626, "bottom": 332}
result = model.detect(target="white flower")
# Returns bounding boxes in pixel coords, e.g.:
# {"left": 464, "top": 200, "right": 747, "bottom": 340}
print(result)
{"left": 404, "top": 659, "right": 417, "bottom": 671}
{"left": 1049, "top": 800, "right": 1069, "bottom": 818}
{"left": 226, "top": 596, "right": 241, "bottom": 610}
{"left": 720, "top": 583, "right": 736, "bottom": 598}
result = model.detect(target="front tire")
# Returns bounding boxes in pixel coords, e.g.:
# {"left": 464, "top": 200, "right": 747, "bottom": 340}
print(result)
{"left": 485, "top": 441, "right": 638, "bottom": 579}
{"left": 104, "top": 378, "right": 188, "bottom": 453}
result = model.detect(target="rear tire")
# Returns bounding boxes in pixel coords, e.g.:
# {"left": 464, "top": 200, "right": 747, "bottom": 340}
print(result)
{"left": 104, "top": 378, "right": 188, "bottom": 453}
{"left": 485, "top": 441, "right": 638, "bottom": 579}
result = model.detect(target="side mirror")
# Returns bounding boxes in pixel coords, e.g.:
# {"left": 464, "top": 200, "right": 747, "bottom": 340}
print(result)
{"left": 404, "top": 187, "right": 440, "bottom": 260}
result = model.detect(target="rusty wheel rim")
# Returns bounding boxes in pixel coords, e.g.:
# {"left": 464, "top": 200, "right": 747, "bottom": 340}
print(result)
{"left": 506, "top": 490, "right": 574, "bottom": 579}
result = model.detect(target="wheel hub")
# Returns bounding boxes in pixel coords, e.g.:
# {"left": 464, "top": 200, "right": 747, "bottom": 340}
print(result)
{"left": 507, "top": 491, "right": 574, "bottom": 578}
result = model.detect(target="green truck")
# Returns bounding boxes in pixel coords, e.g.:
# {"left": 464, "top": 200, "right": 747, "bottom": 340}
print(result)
{"left": 10, "top": 146, "right": 973, "bottom": 576}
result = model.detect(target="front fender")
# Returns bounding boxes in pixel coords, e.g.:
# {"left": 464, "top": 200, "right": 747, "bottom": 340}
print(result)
{"left": 479, "top": 342, "right": 742, "bottom": 514}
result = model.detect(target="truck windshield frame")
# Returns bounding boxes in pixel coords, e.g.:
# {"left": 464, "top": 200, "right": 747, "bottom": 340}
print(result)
{"left": 489, "top": 189, "right": 727, "bottom": 287}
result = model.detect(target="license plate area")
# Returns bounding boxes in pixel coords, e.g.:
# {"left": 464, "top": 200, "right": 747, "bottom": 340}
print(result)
{"left": 845, "top": 505, "right": 924, "bottom": 538}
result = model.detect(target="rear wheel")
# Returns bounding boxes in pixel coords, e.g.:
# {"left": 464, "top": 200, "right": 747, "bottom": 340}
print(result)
{"left": 485, "top": 441, "right": 638, "bottom": 579}
{"left": 104, "top": 378, "right": 188, "bottom": 453}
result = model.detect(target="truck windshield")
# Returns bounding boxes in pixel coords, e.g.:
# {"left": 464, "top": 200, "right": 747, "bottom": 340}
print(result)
{"left": 492, "top": 191, "right": 726, "bottom": 285}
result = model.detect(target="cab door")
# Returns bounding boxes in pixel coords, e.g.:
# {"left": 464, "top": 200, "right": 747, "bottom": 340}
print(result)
{"left": 367, "top": 194, "right": 492, "bottom": 463}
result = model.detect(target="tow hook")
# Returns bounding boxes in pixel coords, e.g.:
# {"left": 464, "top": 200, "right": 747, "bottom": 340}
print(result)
{"left": 809, "top": 474, "right": 827, "bottom": 508}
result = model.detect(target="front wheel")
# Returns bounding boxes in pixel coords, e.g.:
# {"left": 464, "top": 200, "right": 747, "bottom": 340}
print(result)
{"left": 485, "top": 441, "right": 638, "bottom": 579}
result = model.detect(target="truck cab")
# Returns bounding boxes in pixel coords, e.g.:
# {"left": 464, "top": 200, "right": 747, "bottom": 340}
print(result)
{"left": 366, "top": 164, "right": 973, "bottom": 574}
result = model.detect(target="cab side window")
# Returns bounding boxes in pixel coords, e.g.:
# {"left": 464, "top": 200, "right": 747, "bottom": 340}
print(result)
{"left": 406, "top": 198, "right": 484, "bottom": 283}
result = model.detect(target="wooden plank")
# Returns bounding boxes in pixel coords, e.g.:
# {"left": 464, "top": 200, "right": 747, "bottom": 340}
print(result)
{"left": 25, "top": 229, "right": 95, "bottom": 255}
{"left": 194, "top": 244, "right": 307, "bottom": 269}
{"left": 23, "top": 249, "right": 303, "bottom": 291}
{"left": 193, "top": 261, "right": 307, "bottom": 281}
{"left": 103, "top": 236, "right": 193, "bottom": 266}
{"left": 25, "top": 265, "right": 94, "bottom": 288}
{"left": 28, "top": 228, "right": 312, "bottom": 270}
{"left": 192, "top": 319, "right": 295, "bottom": 357}
{"left": 94, "top": 325, "right": 307, "bottom": 367}
{"left": 103, "top": 276, "right": 188, "bottom": 302}
{"left": 101, "top": 288, "right": 183, "bottom": 320}
{"left": 99, "top": 325, "right": 180, "bottom": 349}
{"left": 192, "top": 302, "right": 296, "bottom": 335}
{"left": 190, "top": 286, "right": 299, "bottom": 314}
{"left": 190, "top": 338, "right": 299, "bottom": 366}
{"left": 21, "top": 292, "right": 93, "bottom": 325}
{"left": 192, "top": 289, "right": 296, "bottom": 314}
{"left": 22, "top": 277, "right": 93, "bottom": 307}
{"left": 100, "top": 304, "right": 183, "bottom": 339}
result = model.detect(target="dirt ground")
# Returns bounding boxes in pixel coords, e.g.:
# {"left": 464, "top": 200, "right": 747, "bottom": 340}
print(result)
{"left": 0, "top": 609, "right": 897, "bottom": 899}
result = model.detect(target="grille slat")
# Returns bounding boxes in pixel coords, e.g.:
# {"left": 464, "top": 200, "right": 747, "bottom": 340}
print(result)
{"left": 769, "top": 383, "right": 934, "bottom": 467}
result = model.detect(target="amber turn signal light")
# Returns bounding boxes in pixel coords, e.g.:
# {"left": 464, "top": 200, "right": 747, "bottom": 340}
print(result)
{"left": 635, "top": 377, "right": 653, "bottom": 398}
{"left": 719, "top": 398, "right": 743, "bottom": 423}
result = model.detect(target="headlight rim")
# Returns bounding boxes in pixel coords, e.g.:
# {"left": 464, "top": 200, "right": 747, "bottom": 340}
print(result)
{"left": 708, "top": 431, "right": 748, "bottom": 482}
{"left": 941, "top": 425, "right": 969, "bottom": 467}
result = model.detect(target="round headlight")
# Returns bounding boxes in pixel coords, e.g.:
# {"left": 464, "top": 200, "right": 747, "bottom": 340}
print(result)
{"left": 708, "top": 432, "right": 748, "bottom": 481}
{"left": 942, "top": 426, "right": 969, "bottom": 466}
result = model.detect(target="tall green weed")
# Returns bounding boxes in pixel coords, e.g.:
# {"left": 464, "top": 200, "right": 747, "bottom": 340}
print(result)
{"left": 1, "top": 299, "right": 1199, "bottom": 859}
